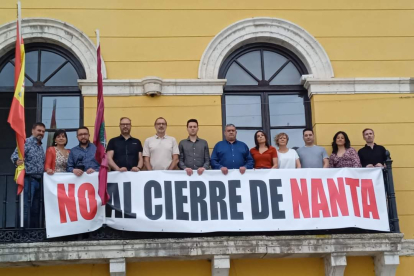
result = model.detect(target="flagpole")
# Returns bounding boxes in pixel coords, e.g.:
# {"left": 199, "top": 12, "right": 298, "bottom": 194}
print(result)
{"left": 95, "top": 29, "right": 100, "bottom": 48}
{"left": 17, "top": 0, "right": 24, "bottom": 228}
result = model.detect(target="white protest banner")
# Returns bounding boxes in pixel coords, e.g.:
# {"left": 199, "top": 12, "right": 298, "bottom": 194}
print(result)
{"left": 44, "top": 168, "right": 389, "bottom": 238}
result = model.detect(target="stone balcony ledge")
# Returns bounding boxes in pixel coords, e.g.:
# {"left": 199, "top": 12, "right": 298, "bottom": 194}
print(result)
{"left": 0, "top": 233, "right": 405, "bottom": 267}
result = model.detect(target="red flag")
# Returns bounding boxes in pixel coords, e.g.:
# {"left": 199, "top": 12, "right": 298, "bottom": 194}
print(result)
{"left": 47, "top": 99, "right": 57, "bottom": 147}
{"left": 8, "top": 16, "right": 26, "bottom": 195}
{"left": 93, "top": 34, "right": 109, "bottom": 205}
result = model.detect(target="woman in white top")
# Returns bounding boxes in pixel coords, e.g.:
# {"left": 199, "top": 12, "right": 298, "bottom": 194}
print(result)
{"left": 275, "top": 132, "right": 301, "bottom": 169}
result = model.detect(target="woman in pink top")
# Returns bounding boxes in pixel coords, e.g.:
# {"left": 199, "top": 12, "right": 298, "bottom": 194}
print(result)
{"left": 329, "top": 131, "right": 361, "bottom": 168}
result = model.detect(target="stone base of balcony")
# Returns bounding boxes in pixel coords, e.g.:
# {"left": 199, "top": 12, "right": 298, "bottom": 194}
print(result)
{"left": 0, "top": 233, "right": 405, "bottom": 266}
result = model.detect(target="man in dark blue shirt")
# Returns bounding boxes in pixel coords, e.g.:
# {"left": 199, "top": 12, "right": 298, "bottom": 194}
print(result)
{"left": 211, "top": 124, "right": 254, "bottom": 175}
{"left": 67, "top": 127, "right": 100, "bottom": 176}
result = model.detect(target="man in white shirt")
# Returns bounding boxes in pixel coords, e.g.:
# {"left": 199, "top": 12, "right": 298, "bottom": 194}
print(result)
{"left": 143, "top": 117, "right": 179, "bottom": 170}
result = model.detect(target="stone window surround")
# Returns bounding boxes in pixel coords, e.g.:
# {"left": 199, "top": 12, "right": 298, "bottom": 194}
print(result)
{"left": 0, "top": 18, "right": 105, "bottom": 80}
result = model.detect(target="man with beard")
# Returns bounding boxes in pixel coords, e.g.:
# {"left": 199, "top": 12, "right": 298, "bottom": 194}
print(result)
{"left": 11, "top": 122, "right": 46, "bottom": 227}
{"left": 67, "top": 126, "right": 100, "bottom": 176}
{"left": 211, "top": 124, "right": 254, "bottom": 175}
{"left": 178, "top": 119, "right": 210, "bottom": 176}
{"left": 358, "top": 128, "right": 387, "bottom": 168}
{"left": 107, "top": 117, "right": 143, "bottom": 172}
{"left": 143, "top": 117, "right": 179, "bottom": 170}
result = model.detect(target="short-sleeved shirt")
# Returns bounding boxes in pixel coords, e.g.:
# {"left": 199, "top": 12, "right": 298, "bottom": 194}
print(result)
{"left": 297, "top": 145, "right": 329, "bottom": 168}
{"left": 358, "top": 144, "right": 387, "bottom": 167}
{"left": 107, "top": 135, "right": 143, "bottom": 170}
{"left": 277, "top": 149, "right": 299, "bottom": 169}
{"left": 143, "top": 135, "right": 179, "bottom": 170}
{"left": 250, "top": 146, "right": 278, "bottom": 169}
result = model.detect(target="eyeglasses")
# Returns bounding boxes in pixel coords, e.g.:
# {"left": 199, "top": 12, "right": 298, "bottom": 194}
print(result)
{"left": 120, "top": 123, "right": 131, "bottom": 127}
{"left": 156, "top": 123, "right": 166, "bottom": 126}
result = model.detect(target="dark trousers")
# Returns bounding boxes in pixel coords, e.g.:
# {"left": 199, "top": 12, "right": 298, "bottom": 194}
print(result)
{"left": 23, "top": 176, "right": 40, "bottom": 228}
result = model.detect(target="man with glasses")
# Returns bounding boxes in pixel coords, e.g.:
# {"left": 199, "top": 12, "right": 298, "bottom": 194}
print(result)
{"left": 67, "top": 126, "right": 100, "bottom": 176}
{"left": 107, "top": 117, "right": 143, "bottom": 172}
{"left": 143, "top": 117, "right": 179, "bottom": 170}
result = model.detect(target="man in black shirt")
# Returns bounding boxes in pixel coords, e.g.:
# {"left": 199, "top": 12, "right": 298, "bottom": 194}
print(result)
{"left": 358, "top": 128, "right": 387, "bottom": 168}
{"left": 107, "top": 117, "right": 143, "bottom": 171}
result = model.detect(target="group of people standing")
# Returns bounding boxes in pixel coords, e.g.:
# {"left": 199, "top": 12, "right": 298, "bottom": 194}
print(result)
{"left": 10, "top": 118, "right": 387, "bottom": 227}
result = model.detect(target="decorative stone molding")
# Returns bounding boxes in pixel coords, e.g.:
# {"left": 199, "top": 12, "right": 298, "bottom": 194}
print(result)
{"left": 78, "top": 78, "right": 226, "bottom": 96}
{"left": 400, "top": 239, "right": 414, "bottom": 256}
{"left": 304, "top": 77, "right": 414, "bottom": 98}
{"left": 374, "top": 252, "right": 399, "bottom": 276}
{"left": 0, "top": 233, "right": 402, "bottom": 267}
{"left": 211, "top": 255, "right": 230, "bottom": 276}
{"left": 0, "top": 18, "right": 106, "bottom": 79}
{"left": 109, "top": 258, "right": 126, "bottom": 276}
{"left": 324, "top": 253, "right": 347, "bottom": 276}
{"left": 142, "top": 76, "right": 163, "bottom": 96}
{"left": 198, "top": 17, "right": 334, "bottom": 79}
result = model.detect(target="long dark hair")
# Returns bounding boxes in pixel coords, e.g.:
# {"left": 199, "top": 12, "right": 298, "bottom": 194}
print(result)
{"left": 53, "top": 129, "right": 68, "bottom": 146}
{"left": 331, "top": 131, "right": 351, "bottom": 154}
{"left": 254, "top": 130, "right": 269, "bottom": 150}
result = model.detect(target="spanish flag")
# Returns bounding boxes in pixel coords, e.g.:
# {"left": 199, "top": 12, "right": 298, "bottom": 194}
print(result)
{"left": 7, "top": 8, "right": 26, "bottom": 195}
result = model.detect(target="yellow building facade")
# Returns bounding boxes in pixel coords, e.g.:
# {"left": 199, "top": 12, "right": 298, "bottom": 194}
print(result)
{"left": 0, "top": 0, "right": 413, "bottom": 275}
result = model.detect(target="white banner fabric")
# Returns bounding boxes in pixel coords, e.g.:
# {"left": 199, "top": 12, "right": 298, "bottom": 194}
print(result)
{"left": 43, "top": 168, "right": 389, "bottom": 238}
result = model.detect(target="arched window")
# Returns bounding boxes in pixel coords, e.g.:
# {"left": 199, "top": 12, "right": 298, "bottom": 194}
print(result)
{"left": 0, "top": 43, "right": 85, "bottom": 173}
{"left": 219, "top": 43, "right": 311, "bottom": 149}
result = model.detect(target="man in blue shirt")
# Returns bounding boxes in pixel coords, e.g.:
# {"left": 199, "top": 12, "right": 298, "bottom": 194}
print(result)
{"left": 67, "top": 127, "right": 100, "bottom": 176}
{"left": 11, "top": 122, "right": 46, "bottom": 228}
{"left": 211, "top": 124, "right": 254, "bottom": 175}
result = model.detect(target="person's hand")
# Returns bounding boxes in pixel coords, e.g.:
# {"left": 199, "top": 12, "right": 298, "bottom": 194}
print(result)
{"left": 366, "top": 164, "right": 374, "bottom": 168}
{"left": 131, "top": 167, "right": 140, "bottom": 172}
{"left": 197, "top": 167, "right": 205, "bottom": 175}
{"left": 73, "top": 168, "right": 83, "bottom": 176}
{"left": 185, "top": 168, "right": 193, "bottom": 176}
{"left": 86, "top": 168, "right": 95, "bottom": 174}
{"left": 46, "top": 169, "right": 54, "bottom": 175}
{"left": 239, "top": 166, "right": 247, "bottom": 174}
{"left": 375, "top": 163, "right": 384, "bottom": 168}
{"left": 118, "top": 167, "right": 127, "bottom": 172}
{"left": 16, "top": 159, "right": 24, "bottom": 166}
{"left": 221, "top": 167, "right": 228, "bottom": 175}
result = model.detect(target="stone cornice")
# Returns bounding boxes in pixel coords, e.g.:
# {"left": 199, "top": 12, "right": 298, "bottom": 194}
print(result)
{"left": 0, "top": 233, "right": 404, "bottom": 267}
{"left": 78, "top": 77, "right": 226, "bottom": 96}
{"left": 304, "top": 77, "right": 414, "bottom": 98}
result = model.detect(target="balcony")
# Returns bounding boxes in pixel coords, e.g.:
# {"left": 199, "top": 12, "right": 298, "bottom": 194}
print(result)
{"left": 0, "top": 152, "right": 406, "bottom": 276}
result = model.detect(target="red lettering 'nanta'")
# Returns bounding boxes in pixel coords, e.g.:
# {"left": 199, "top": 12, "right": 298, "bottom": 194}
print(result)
{"left": 345, "top": 178, "right": 361, "bottom": 217}
{"left": 327, "top": 178, "right": 349, "bottom": 217}
{"left": 311, "top": 179, "right": 331, "bottom": 218}
{"left": 361, "top": 179, "right": 380, "bottom": 219}
{"left": 290, "top": 179, "right": 310, "bottom": 219}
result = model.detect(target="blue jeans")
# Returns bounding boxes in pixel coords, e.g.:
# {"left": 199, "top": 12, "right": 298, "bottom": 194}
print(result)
{"left": 23, "top": 176, "right": 41, "bottom": 228}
